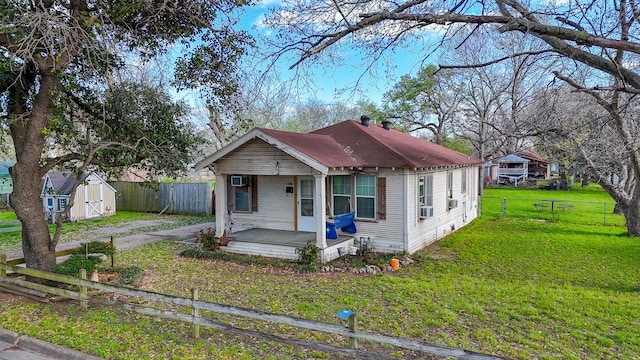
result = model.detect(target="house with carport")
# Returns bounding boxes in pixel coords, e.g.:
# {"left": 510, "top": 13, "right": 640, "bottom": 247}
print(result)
{"left": 195, "top": 117, "right": 484, "bottom": 263}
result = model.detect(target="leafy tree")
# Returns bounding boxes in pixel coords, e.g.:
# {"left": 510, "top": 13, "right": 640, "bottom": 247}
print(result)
{"left": 1, "top": 1, "right": 251, "bottom": 271}
{"left": 264, "top": 0, "right": 640, "bottom": 236}
{"left": 381, "top": 65, "right": 461, "bottom": 144}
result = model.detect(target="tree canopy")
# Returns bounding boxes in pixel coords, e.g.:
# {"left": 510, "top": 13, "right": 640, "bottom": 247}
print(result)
{"left": 1, "top": 0, "right": 252, "bottom": 271}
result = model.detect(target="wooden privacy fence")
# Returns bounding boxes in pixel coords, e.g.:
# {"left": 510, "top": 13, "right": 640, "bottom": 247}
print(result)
{"left": 112, "top": 182, "right": 212, "bottom": 216}
{"left": 0, "top": 260, "right": 506, "bottom": 360}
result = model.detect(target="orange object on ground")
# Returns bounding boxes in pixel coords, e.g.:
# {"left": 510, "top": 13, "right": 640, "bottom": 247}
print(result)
{"left": 390, "top": 258, "right": 400, "bottom": 270}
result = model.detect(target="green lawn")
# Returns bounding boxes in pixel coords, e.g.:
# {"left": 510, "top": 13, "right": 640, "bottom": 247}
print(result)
{"left": 0, "top": 186, "right": 638, "bottom": 359}
{"left": 482, "top": 184, "right": 625, "bottom": 226}
{"left": 0, "top": 211, "right": 17, "bottom": 221}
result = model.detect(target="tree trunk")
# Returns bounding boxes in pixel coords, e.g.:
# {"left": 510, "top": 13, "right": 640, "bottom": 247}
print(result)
{"left": 11, "top": 165, "right": 56, "bottom": 271}
{"left": 624, "top": 201, "right": 640, "bottom": 237}
{"left": 9, "top": 72, "right": 58, "bottom": 271}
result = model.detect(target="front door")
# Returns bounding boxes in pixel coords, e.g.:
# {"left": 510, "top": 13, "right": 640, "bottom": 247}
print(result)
{"left": 297, "top": 176, "right": 316, "bottom": 232}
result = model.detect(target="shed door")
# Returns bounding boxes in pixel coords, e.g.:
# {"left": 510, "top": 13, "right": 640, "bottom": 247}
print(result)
{"left": 85, "top": 180, "right": 104, "bottom": 219}
{"left": 297, "top": 177, "right": 316, "bottom": 232}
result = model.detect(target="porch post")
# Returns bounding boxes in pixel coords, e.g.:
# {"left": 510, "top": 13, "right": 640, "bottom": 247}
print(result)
{"left": 314, "top": 174, "right": 327, "bottom": 249}
{"left": 215, "top": 173, "right": 227, "bottom": 236}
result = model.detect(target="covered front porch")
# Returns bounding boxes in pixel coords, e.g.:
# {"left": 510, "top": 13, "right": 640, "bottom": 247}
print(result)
{"left": 223, "top": 228, "right": 356, "bottom": 263}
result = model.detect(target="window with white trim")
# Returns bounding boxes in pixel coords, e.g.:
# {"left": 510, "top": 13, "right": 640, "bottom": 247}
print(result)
{"left": 332, "top": 175, "right": 351, "bottom": 215}
{"left": 418, "top": 175, "right": 433, "bottom": 206}
{"left": 355, "top": 175, "right": 376, "bottom": 219}
{"left": 426, "top": 175, "right": 433, "bottom": 206}
{"left": 419, "top": 176, "right": 425, "bottom": 206}
{"left": 58, "top": 198, "right": 68, "bottom": 210}
{"left": 232, "top": 175, "right": 251, "bottom": 212}
{"left": 461, "top": 169, "right": 467, "bottom": 194}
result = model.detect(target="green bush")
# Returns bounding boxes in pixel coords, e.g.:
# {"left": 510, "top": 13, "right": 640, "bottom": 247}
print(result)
{"left": 73, "top": 241, "right": 115, "bottom": 257}
{"left": 53, "top": 254, "right": 103, "bottom": 277}
{"left": 295, "top": 242, "right": 319, "bottom": 265}
{"left": 107, "top": 266, "right": 143, "bottom": 286}
{"left": 196, "top": 228, "right": 219, "bottom": 251}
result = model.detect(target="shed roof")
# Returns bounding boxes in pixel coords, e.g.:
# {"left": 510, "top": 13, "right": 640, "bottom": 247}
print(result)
{"left": 496, "top": 154, "right": 529, "bottom": 163}
{"left": 43, "top": 172, "right": 114, "bottom": 196}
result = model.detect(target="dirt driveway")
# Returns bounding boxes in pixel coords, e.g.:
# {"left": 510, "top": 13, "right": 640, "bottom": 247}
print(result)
{"left": 4, "top": 219, "right": 216, "bottom": 262}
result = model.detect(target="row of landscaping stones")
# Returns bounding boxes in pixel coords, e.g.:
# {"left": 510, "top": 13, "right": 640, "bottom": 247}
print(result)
{"left": 320, "top": 257, "right": 415, "bottom": 274}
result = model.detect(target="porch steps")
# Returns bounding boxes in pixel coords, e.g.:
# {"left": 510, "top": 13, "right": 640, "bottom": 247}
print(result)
{"left": 222, "top": 241, "right": 299, "bottom": 261}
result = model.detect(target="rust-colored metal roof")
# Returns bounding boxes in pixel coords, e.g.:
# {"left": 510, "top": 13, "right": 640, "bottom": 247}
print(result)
{"left": 258, "top": 128, "right": 361, "bottom": 167}
{"left": 262, "top": 120, "right": 482, "bottom": 168}
{"left": 517, "top": 149, "right": 547, "bottom": 163}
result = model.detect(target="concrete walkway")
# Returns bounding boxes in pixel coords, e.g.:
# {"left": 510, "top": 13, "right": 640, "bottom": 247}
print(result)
{"left": 3, "top": 221, "right": 216, "bottom": 262}
{"left": 0, "top": 328, "right": 103, "bottom": 360}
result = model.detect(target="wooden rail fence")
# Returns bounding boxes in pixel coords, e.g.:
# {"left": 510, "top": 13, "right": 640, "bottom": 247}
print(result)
{"left": 0, "top": 259, "right": 507, "bottom": 360}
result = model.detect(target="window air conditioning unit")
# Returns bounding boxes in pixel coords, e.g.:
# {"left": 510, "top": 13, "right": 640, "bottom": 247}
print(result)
{"left": 420, "top": 206, "right": 434, "bottom": 219}
{"left": 231, "top": 175, "right": 248, "bottom": 187}
{"left": 448, "top": 199, "right": 458, "bottom": 209}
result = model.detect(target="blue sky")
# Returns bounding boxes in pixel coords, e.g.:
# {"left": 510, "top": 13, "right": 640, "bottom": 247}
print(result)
{"left": 170, "top": 2, "right": 440, "bottom": 119}
{"left": 240, "top": 4, "right": 436, "bottom": 106}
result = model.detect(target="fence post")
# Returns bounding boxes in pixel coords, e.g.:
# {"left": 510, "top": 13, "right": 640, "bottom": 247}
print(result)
{"left": 192, "top": 288, "right": 200, "bottom": 339}
{"left": 603, "top": 203, "right": 607, "bottom": 225}
{"left": 348, "top": 312, "right": 358, "bottom": 349}
{"left": 1, "top": 254, "right": 6, "bottom": 278}
{"left": 501, "top": 197, "right": 506, "bottom": 218}
{"left": 79, "top": 269, "right": 88, "bottom": 310}
{"left": 111, "top": 235, "right": 117, "bottom": 267}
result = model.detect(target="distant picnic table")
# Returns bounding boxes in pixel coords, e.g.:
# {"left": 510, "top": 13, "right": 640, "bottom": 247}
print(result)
{"left": 556, "top": 204, "right": 574, "bottom": 211}
{"left": 533, "top": 203, "right": 549, "bottom": 210}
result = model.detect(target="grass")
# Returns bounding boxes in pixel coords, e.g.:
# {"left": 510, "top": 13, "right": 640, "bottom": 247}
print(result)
{"left": 0, "top": 211, "right": 17, "bottom": 221}
{"left": 0, "top": 186, "right": 638, "bottom": 359}
{"left": 482, "top": 183, "right": 626, "bottom": 226}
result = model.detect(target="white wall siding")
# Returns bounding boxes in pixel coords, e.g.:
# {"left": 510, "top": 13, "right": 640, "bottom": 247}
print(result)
{"left": 406, "top": 166, "right": 480, "bottom": 254}
{"left": 230, "top": 176, "right": 296, "bottom": 231}
{"left": 353, "top": 171, "right": 406, "bottom": 254}
{"left": 224, "top": 241, "right": 298, "bottom": 260}
{"left": 216, "top": 139, "right": 315, "bottom": 175}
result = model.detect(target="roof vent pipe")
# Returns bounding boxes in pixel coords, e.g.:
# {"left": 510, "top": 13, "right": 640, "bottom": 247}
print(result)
{"left": 360, "top": 115, "right": 370, "bottom": 127}
{"left": 382, "top": 120, "right": 392, "bottom": 130}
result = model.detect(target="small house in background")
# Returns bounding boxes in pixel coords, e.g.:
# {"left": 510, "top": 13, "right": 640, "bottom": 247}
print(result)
{"left": 0, "top": 160, "right": 15, "bottom": 208}
{"left": 496, "top": 154, "right": 529, "bottom": 186}
{"left": 516, "top": 149, "right": 550, "bottom": 179}
{"left": 41, "top": 171, "right": 116, "bottom": 223}
{"left": 195, "top": 117, "right": 484, "bottom": 263}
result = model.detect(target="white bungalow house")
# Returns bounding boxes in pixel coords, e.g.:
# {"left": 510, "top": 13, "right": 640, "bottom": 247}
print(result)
{"left": 41, "top": 171, "right": 117, "bottom": 223}
{"left": 195, "top": 118, "right": 484, "bottom": 263}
